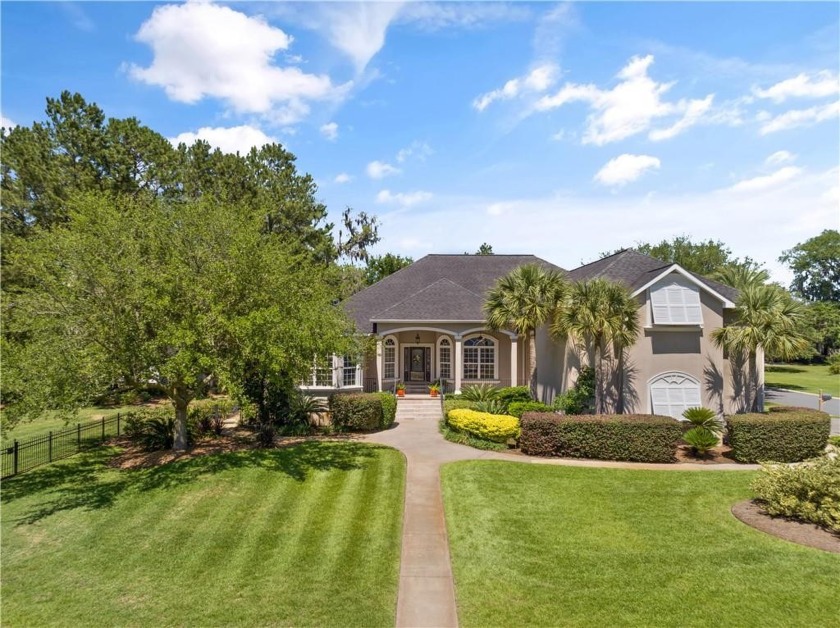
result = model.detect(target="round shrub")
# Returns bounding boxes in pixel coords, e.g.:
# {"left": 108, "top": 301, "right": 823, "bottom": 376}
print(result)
{"left": 329, "top": 392, "right": 395, "bottom": 431}
{"left": 727, "top": 408, "right": 830, "bottom": 463}
{"left": 508, "top": 401, "right": 553, "bottom": 418}
{"left": 447, "top": 408, "right": 520, "bottom": 443}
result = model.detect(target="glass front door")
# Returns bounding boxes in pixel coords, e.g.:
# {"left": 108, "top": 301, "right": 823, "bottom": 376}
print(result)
{"left": 404, "top": 347, "right": 431, "bottom": 382}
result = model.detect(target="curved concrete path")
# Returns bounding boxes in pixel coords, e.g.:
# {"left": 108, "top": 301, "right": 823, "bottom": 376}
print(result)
{"left": 362, "top": 408, "right": 758, "bottom": 628}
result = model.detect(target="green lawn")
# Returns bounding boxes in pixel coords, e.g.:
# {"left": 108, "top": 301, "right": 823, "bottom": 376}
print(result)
{"left": 765, "top": 363, "right": 840, "bottom": 396}
{"left": 1, "top": 404, "right": 152, "bottom": 443}
{"left": 442, "top": 461, "right": 839, "bottom": 628}
{"left": 1, "top": 442, "right": 405, "bottom": 627}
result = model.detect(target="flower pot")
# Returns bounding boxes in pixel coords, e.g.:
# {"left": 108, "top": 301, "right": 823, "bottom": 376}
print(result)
{"left": 429, "top": 390, "right": 439, "bottom": 397}
{"left": 397, "top": 390, "right": 405, "bottom": 397}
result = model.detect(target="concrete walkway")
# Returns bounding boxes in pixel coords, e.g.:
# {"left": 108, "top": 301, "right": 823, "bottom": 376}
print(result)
{"left": 362, "top": 401, "right": 760, "bottom": 628}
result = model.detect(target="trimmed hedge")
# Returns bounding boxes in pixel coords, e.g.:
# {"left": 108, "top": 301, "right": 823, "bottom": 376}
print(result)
{"left": 727, "top": 407, "right": 830, "bottom": 463}
{"left": 520, "top": 413, "right": 684, "bottom": 463}
{"left": 447, "top": 408, "right": 520, "bottom": 443}
{"left": 508, "top": 401, "right": 553, "bottom": 418}
{"left": 752, "top": 456, "right": 840, "bottom": 533}
{"left": 329, "top": 392, "right": 396, "bottom": 431}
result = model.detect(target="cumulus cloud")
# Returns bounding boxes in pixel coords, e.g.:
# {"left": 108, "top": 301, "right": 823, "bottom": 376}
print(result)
{"left": 334, "top": 173, "right": 353, "bottom": 184}
{"left": 1, "top": 115, "right": 16, "bottom": 131}
{"left": 727, "top": 166, "right": 802, "bottom": 193}
{"left": 128, "top": 2, "right": 344, "bottom": 124}
{"left": 366, "top": 160, "right": 401, "bottom": 179}
{"left": 169, "top": 125, "right": 277, "bottom": 154}
{"left": 320, "top": 122, "right": 339, "bottom": 140}
{"left": 765, "top": 150, "right": 796, "bottom": 166}
{"left": 753, "top": 71, "right": 839, "bottom": 102}
{"left": 759, "top": 101, "right": 840, "bottom": 135}
{"left": 594, "top": 154, "right": 661, "bottom": 187}
{"left": 376, "top": 189, "right": 433, "bottom": 207}
{"left": 473, "top": 63, "right": 558, "bottom": 111}
{"left": 534, "top": 55, "right": 717, "bottom": 145}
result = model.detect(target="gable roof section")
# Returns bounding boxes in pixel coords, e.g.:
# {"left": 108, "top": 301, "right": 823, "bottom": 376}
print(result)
{"left": 567, "top": 249, "right": 739, "bottom": 305}
{"left": 344, "top": 254, "right": 564, "bottom": 333}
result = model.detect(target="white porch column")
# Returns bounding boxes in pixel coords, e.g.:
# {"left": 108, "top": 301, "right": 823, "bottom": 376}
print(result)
{"left": 454, "top": 334, "right": 462, "bottom": 394}
{"left": 375, "top": 337, "right": 383, "bottom": 392}
{"left": 510, "top": 336, "right": 518, "bottom": 388}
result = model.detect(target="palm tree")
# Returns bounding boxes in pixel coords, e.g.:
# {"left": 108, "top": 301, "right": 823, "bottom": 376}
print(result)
{"left": 712, "top": 264, "right": 770, "bottom": 290}
{"left": 711, "top": 284, "right": 809, "bottom": 412}
{"left": 484, "top": 264, "right": 567, "bottom": 397}
{"left": 550, "top": 279, "right": 640, "bottom": 414}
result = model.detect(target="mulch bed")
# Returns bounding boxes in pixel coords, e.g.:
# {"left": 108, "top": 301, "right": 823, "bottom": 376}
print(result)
{"left": 674, "top": 444, "right": 740, "bottom": 464}
{"left": 731, "top": 500, "right": 840, "bottom": 554}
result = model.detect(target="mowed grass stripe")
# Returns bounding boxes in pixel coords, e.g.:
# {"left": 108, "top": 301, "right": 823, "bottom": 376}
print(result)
{"left": 1, "top": 442, "right": 405, "bottom": 627}
{"left": 442, "top": 461, "right": 840, "bottom": 628}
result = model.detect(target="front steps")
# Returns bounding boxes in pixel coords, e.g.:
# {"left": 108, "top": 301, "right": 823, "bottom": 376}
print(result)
{"left": 396, "top": 396, "right": 443, "bottom": 422}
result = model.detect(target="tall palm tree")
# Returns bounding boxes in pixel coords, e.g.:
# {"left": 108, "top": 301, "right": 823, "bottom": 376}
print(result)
{"left": 484, "top": 264, "right": 567, "bottom": 397}
{"left": 550, "top": 279, "right": 640, "bottom": 414}
{"left": 712, "top": 264, "right": 770, "bottom": 291}
{"left": 711, "top": 284, "right": 809, "bottom": 412}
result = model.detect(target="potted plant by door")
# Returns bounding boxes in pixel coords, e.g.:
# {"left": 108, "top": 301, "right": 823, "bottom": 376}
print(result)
{"left": 395, "top": 381, "right": 406, "bottom": 397}
{"left": 428, "top": 382, "right": 441, "bottom": 398}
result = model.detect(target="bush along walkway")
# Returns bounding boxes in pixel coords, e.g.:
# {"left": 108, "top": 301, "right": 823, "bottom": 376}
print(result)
{"left": 361, "top": 404, "right": 761, "bottom": 628}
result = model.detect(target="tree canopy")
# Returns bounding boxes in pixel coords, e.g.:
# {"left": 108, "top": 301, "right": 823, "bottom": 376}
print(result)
{"left": 364, "top": 253, "right": 413, "bottom": 286}
{"left": 779, "top": 229, "right": 840, "bottom": 302}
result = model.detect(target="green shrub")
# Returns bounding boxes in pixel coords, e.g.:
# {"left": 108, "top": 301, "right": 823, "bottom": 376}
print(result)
{"left": 727, "top": 408, "right": 830, "bottom": 463}
{"left": 439, "top": 420, "right": 506, "bottom": 451}
{"left": 444, "top": 399, "right": 478, "bottom": 415}
{"left": 752, "top": 456, "right": 840, "bottom": 533}
{"left": 496, "top": 386, "right": 532, "bottom": 406}
{"left": 553, "top": 366, "right": 595, "bottom": 415}
{"left": 256, "top": 422, "right": 276, "bottom": 447}
{"left": 827, "top": 353, "right": 840, "bottom": 375}
{"left": 829, "top": 436, "right": 840, "bottom": 448}
{"left": 285, "top": 392, "right": 325, "bottom": 434}
{"left": 123, "top": 407, "right": 175, "bottom": 443}
{"left": 139, "top": 416, "right": 176, "bottom": 451}
{"left": 474, "top": 399, "right": 506, "bottom": 415}
{"left": 189, "top": 399, "right": 234, "bottom": 437}
{"left": 329, "top": 392, "right": 394, "bottom": 431}
{"left": 378, "top": 392, "right": 397, "bottom": 428}
{"left": 683, "top": 427, "right": 719, "bottom": 456}
{"left": 447, "top": 408, "right": 520, "bottom": 443}
{"left": 460, "top": 383, "right": 499, "bottom": 402}
{"left": 508, "top": 401, "right": 553, "bottom": 418}
{"left": 520, "top": 413, "right": 684, "bottom": 463}
{"left": 682, "top": 407, "right": 723, "bottom": 435}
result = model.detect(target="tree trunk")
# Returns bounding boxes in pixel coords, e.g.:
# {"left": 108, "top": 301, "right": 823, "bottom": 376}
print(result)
{"left": 749, "top": 350, "right": 761, "bottom": 413}
{"left": 529, "top": 330, "right": 537, "bottom": 399}
{"left": 591, "top": 337, "right": 601, "bottom": 415}
{"left": 172, "top": 386, "right": 191, "bottom": 451}
{"left": 616, "top": 346, "right": 625, "bottom": 414}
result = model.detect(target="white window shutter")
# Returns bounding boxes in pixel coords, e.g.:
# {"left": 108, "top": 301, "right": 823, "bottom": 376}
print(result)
{"left": 651, "top": 373, "right": 702, "bottom": 419}
{"left": 650, "top": 277, "right": 703, "bottom": 325}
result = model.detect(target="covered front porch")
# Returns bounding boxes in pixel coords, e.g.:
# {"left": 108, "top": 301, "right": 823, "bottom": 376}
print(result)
{"left": 364, "top": 323, "right": 528, "bottom": 394}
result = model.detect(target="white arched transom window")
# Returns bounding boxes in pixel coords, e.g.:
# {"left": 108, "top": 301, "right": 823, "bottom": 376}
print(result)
{"left": 650, "top": 276, "right": 702, "bottom": 325}
{"left": 383, "top": 337, "right": 396, "bottom": 380}
{"left": 650, "top": 372, "right": 702, "bottom": 419}
{"left": 438, "top": 337, "right": 452, "bottom": 381}
{"left": 463, "top": 335, "right": 496, "bottom": 381}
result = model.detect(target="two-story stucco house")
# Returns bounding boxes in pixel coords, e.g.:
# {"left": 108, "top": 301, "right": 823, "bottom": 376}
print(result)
{"left": 302, "top": 251, "right": 757, "bottom": 418}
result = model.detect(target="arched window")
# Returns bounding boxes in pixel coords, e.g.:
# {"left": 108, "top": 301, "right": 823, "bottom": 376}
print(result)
{"left": 438, "top": 337, "right": 452, "bottom": 380}
{"left": 383, "top": 337, "right": 396, "bottom": 380}
{"left": 463, "top": 335, "right": 496, "bottom": 380}
{"left": 650, "top": 372, "right": 702, "bottom": 419}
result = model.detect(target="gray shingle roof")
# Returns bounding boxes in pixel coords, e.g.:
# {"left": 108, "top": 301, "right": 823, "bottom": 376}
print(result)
{"left": 568, "top": 249, "right": 739, "bottom": 303}
{"left": 344, "top": 254, "right": 563, "bottom": 333}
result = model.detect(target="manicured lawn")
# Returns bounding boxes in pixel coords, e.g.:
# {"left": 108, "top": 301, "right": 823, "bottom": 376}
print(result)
{"left": 1, "top": 442, "right": 405, "bottom": 627}
{"left": 2, "top": 404, "right": 151, "bottom": 443}
{"left": 765, "top": 363, "right": 839, "bottom": 396}
{"left": 442, "top": 462, "right": 839, "bottom": 627}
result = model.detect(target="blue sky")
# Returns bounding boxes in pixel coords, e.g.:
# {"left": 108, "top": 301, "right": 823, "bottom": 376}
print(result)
{"left": 2, "top": 2, "right": 838, "bottom": 283}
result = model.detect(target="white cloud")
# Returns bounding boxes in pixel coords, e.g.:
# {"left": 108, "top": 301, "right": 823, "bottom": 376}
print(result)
{"left": 169, "top": 125, "right": 276, "bottom": 154}
{"left": 753, "top": 71, "right": 839, "bottom": 102}
{"left": 1, "top": 115, "right": 16, "bottom": 131}
{"left": 396, "top": 141, "right": 433, "bottom": 163}
{"left": 765, "top": 150, "right": 796, "bottom": 166}
{"left": 534, "top": 55, "right": 717, "bottom": 145}
{"left": 320, "top": 122, "right": 339, "bottom": 141}
{"left": 759, "top": 101, "right": 840, "bottom": 134}
{"left": 473, "top": 63, "right": 558, "bottom": 111}
{"left": 334, "top": 173, "right": 353, "bottom": 184}
{"left": 594, "top": 154, "right": 661, "bottom": 187}
{"left": 366, "top": 160, "right": 401, "bottom": 179}
{"left": 727, "top": 166, "right": 802, "bottom": 193}
{"left": 398, "top": 2, "right": 531, "bottom": 31}
{"left": 376, "top": 189, "right": 433, "bottom": 207}
{"left": 128, "top": 2, "right": 344, "bottom": 123}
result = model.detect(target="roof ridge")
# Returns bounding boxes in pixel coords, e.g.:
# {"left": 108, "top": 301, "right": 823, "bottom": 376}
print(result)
{"left": 373, "top": 277, "right": 481, "bottom": 317}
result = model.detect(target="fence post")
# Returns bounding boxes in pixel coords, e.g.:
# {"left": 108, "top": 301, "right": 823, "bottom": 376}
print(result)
{"left": 101, "top": 416, "right": 106, "bottom": 441}
{"left": 117, "top": 413, "right": 121, "bottom": 436}
{"left": 77, "top": 423, "right": 81, "bottom": 451}
{"left": 13, "top": 440, "right": 19, "bottom": 476}
{"left": 49, "top": 431, "right": 53, "bottom": 462}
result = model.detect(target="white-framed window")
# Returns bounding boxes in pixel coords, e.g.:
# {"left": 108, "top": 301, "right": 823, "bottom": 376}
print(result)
{"left": 383, "top": 337, "right": 396, "bottom": 380}
{"left": 311, "top": 355, "right": 333, "bottom": 387}
{"left": 463, "top": 335, "right": 496, "bottom": 380}
{"left": 438, "top": 337, "right": 451, "bottom": 380}
{"left": 342, "top": 355, "right": 358, "bottom": 387}
{"left": 650, "top": 372, "right": 702, "bottom": 419}
{"left": 650, "top": 277, "right": 702, "bottom": 325}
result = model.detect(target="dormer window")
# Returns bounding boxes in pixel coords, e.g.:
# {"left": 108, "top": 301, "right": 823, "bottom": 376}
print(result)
{"left": 650, "top": 277, "right": 702, "bottom": 325}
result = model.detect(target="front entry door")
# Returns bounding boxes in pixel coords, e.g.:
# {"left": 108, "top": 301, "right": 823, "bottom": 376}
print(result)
{"left": 404, "top": 347, "right": 430, "bottom": 382}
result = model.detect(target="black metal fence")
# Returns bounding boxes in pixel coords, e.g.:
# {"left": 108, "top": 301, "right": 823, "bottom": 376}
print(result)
{"left": 2, "top": 413, "right": 125, "bottom": 480}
